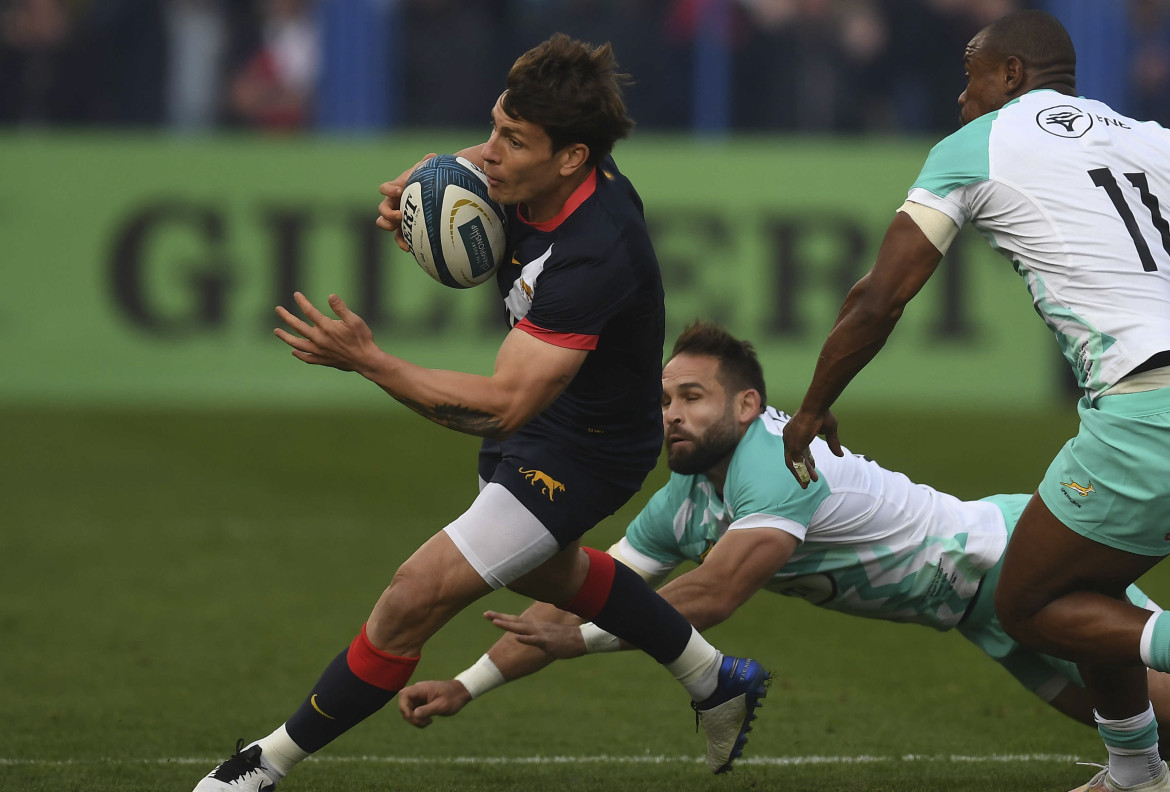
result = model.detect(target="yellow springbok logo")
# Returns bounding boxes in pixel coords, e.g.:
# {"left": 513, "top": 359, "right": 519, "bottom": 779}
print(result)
{"left": 520, "top": 468, "right": 565, "bottom": 501}
{"left": 1061, "top": 479, "right": 1095, "bottom": 497}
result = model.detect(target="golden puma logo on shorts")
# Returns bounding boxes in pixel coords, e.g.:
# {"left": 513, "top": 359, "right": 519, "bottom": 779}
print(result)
{"left": 1061, "top": 479, "right": 1095, "bottom": 497}
{"left": 519, "top": 467, "right": 565, "bottom": 501}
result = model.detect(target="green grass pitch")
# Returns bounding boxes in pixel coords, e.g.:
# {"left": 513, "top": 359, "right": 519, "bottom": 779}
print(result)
{"left": 1, "top": 406, "right": 1163, "bottom": 791}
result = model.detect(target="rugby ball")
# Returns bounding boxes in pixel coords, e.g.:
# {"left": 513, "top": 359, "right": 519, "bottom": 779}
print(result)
{"left": 399, "top": 155, "right": 507, "bottom": 288}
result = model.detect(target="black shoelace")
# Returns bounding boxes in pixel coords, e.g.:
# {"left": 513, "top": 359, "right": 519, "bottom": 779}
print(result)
{"left": 210, "top": 739, "right": 263, "bottom": 781}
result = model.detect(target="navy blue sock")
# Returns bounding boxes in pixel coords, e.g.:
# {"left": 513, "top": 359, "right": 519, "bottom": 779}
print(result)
{"left": 562, "top": 547, "right": 691, "bottom": 664}
{"left": 284, "top": 627, "right": 419, "bottom": 754}
{"left": 284, "top": 649, "right": 396, "bottom": 754}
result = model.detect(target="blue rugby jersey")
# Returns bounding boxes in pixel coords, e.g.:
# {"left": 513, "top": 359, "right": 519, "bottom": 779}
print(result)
{"left": 492, "top": 156, "right": 665, "bottom": 478}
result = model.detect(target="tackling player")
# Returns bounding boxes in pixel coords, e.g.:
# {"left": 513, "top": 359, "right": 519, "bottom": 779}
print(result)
{"left": 398, "top": 322, "right": 1170, "bottom": 761}
{"left": 779, "top": 10, "right": 1170, "bottom": 792}
{"left": 191, "top": 34, "right": 766, "bottom": 791}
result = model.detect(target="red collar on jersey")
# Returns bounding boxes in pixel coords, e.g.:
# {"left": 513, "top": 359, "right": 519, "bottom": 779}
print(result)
{"left": 519, "top": 167, "right": 597, "bottom": 232}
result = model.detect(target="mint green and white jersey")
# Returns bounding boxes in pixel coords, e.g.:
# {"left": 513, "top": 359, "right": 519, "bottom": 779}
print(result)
{"left": 618, "top": 407, "right": 1007, "bottom": 631}
{"left": 906, "top": 90, "right": 1170, "bottom": 399}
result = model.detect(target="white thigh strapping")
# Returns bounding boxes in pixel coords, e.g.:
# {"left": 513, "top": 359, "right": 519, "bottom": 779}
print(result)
{"left": 443, "top": 481, "right": 560, "bottom": 590}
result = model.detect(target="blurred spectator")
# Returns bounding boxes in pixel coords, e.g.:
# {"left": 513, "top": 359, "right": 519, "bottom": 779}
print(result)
{"left": 723, "top": 0, "right": 1022, "bottom": 133}
{"left": 732, "top": 0, "right": 889, "bottom": 131}
{"left": 0, "top": 0, "right": 1161, "bottom": 134}
{"left": 226, "top": 0, "right": 320, "bottom": 130}
{"left": 79, "top": 0, "right": 168, "bottom": 125}
{"left": 864, "top": 0, "right": 1024, "bottom": 133}
{"left": 398, "top": 0, "right": 508, "bottom": 127}
{"left": 75, "top": 0, "right": 257, "bottom": 128}
{"left": 0, "top": 0, "right": 89, "bottom": 124}
{"left": 1128, "top": 0, "right": 1170, "bottom": 125}
{"left": 164, "top": 0, "right": 229, "bottom": 130}
{"left": 509, "top": 0, "right": 690, "bottom": 128}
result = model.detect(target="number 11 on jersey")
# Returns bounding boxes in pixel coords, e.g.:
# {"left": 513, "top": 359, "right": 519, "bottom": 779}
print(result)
{"left": 1089, "top": 167, "right": 1170, "bottom": 272}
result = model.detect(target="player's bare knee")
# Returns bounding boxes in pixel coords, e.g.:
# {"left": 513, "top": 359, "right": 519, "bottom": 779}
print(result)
{"left": 366, "top": 562, "right": 444, "bottom": 640}
{"left": 386, "top": 561, "right": 430, "bottom": 606}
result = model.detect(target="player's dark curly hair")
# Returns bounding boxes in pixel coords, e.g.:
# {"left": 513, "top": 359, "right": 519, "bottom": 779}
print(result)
{"left": 503, "top": 33, "right": 634, "bottom": 167}
{"left": 670, "top": 321, "right": 767, "bottom": 409}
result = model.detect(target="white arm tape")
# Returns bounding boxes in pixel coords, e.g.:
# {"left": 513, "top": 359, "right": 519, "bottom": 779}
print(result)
{"left": 898, "top": 200, "right": 960, "bottom": 254}
{"left": 580, "top": 622, "right": 621, "bottom": 654}
{"left": 454, "top": 653, "right": 507, "bottom": 699}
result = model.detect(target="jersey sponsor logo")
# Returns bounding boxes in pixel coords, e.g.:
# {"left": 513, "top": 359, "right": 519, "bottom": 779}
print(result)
{"left": 1037, "top": 105, "right": 1094, "bottom": 138}
{"left": 310, "top": 693, "right": 335, "bottom": 720}
{"left": 519, "top": 467, "right": 565, "bottom": 501}
{"left": 1060, "top": 479, "right": 1095, "bottom": 497}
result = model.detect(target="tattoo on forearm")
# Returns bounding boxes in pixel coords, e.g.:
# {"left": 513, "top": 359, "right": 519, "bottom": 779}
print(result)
{"left": 395, "top": 397, "right": 506, "bottom": 438}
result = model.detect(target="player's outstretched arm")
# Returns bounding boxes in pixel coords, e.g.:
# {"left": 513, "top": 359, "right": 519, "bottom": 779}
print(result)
{"left": 395, "top": 679, "right": 472, "bottom": 728}
{"left": 275, "top": 294, "right": 586, "bottom": 439}
{"left": 370, "top": 327, "right": 586, "bottom": 438}
{"left": 655, "top": 527, "right": 798, "bottom": 630}
{"left": 488, "top": 530, "right": 796, "bottom": 658}
{"left": 483, "top": 609, "right": 594, "bottom": 659}
{"left": 399, "top": 543, "right": 666, "bottom": 728}
{"left": 398, "top": 599, "right": 583, "bottom": 728}
{"left": 783, "top": 211, "right": 942, "bottom": 487}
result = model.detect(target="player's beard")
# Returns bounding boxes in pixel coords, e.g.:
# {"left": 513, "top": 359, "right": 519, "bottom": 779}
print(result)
{"left": 666, "top": 404, "right": 739, "bottom": 476}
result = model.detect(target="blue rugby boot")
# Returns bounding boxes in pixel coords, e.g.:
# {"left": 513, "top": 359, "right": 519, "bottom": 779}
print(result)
{"left": 692, "top": 656, "right": 771, "bottom": 774}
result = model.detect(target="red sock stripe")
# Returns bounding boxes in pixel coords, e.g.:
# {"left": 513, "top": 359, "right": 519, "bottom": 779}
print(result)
{"left": 346, "top": 625, "right": 419, "bottom": 691}
{"left": 561, "top": 547, "right": 617, "bottom": 622}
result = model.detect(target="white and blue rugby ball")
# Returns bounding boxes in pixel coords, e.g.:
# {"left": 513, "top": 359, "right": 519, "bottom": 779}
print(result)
{"left": 399, "top": 155, "right": 507, "bottom": 288}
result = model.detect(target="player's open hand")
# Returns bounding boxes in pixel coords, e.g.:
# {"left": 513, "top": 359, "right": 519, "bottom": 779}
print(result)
{"left": 782, "top": 409, "right": 843, "bottom": 488}
{"left": 274, "top": 292, "right": 379, "bottom": 372}
{"left": 376, "top": 152, "right": 437, "bottom": 251}
{"left": 397, "top": 679, "right": 472, "bottom": 728}
{"left": 485, "top": 610, "right": 588, "bottom": 659}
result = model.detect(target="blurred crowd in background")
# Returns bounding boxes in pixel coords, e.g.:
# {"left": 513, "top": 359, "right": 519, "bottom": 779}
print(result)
{"left": 3, "top": 0, "right": 1169, "bottom": 135}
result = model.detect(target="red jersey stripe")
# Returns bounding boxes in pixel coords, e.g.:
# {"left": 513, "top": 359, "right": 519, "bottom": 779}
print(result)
{"left": 516, "top": 317, "right": 598, "bottom": 350}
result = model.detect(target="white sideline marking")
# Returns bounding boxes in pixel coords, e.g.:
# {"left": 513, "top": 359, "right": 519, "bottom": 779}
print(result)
{"left": 0, "top": 753, "right": 1086, "bottom": 767}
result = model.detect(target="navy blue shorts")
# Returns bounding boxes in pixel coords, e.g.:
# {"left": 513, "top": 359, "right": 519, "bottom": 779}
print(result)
{"left": 478, "top": 437, "right": 649, "bottom": 548}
